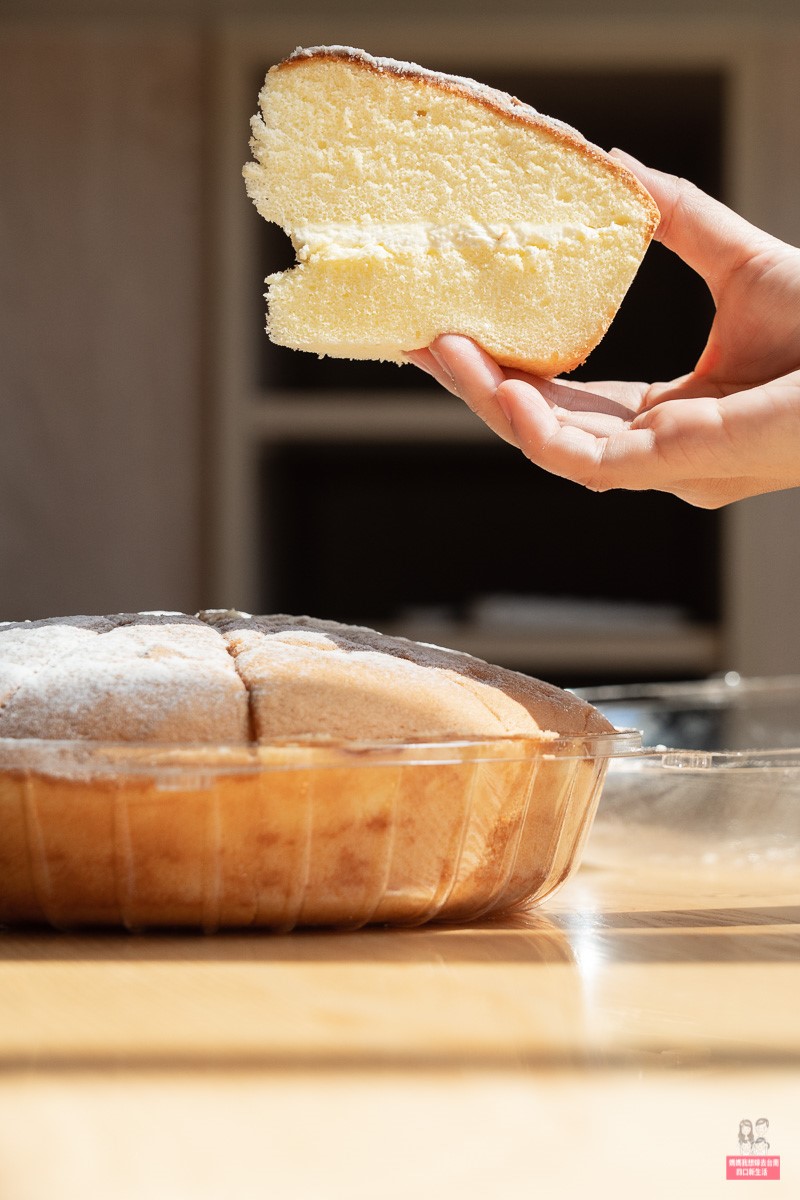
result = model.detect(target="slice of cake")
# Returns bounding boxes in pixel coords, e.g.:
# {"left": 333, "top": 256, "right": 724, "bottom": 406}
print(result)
{"left": 244, "top": 45, "right": 659, "bottom": 375}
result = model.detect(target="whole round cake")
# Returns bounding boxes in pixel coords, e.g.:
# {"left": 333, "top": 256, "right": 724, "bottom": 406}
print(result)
{"left": 0, "top": 611, "right": 624, "bottom": 930}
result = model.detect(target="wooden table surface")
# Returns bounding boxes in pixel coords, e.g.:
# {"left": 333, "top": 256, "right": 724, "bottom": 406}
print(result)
{"left": 0, "top": 864, "right": 798, "bottom": 1199}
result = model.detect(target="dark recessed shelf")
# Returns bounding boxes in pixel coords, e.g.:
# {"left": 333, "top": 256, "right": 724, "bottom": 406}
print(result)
{"left": 260, "top": 439, "right": 721, "bottom": 620}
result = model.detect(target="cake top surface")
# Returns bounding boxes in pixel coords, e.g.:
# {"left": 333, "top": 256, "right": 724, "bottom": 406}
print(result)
{"left": 0, "top": 612, "right": 613, "bottom": 743}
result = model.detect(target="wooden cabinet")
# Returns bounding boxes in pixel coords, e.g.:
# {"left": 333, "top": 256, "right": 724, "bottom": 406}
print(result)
{"left": 0, "top": 22, "right": 205, "bottom": 619}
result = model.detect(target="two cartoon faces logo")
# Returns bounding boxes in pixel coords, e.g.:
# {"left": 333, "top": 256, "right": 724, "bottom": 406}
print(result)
{"left": 738, "top": 1118, "right": 770, "bottom": 1154}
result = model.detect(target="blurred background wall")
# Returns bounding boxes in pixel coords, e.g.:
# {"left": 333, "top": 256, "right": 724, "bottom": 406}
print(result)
{"left": 2, "top": 0, "right": 800, "bottom": 685}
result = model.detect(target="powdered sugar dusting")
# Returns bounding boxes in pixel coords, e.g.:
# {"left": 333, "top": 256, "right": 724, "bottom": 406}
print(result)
{"left": 0, "top": 615, "right": 248, "bottom": 742}
{"left": 0, "top": 610, "right": 610, "bottom": 744}
{"left": 210, "top": 612, "right": 610, "bottom": 740}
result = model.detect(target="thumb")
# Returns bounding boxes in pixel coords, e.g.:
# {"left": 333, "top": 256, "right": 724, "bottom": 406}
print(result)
{"left": 609, "top": 148, "right": 773, "bottom": 296}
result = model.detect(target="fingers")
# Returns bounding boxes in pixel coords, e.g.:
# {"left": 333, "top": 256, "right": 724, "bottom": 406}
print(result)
{"left": 407, "top": 336, "right": 800, "bottom": 505}
{"left": 409, "top": 336, "right": 647, "bottom": 438}
{"left": 502, "top": 373, "right": 642, "bottom": 421}
{"left": 495, "top": 378, "right": 660, "bottom": 492}
{"left": 406, "top": 336, "right": 658, "bottom": 472}
{"left": 610, "top": 148, "right": 774, "bottom": 296}
{"left": 486, "top": 374, "right": 785, "bottom": 505}
{"left": 407, "top": 335, "right": 724, "bottom": 494}
{"left": 403, "top": 347, "right": 459, "bottom": 395}
{"left": 426, "top": 335, "right": 518, "bottom": 444}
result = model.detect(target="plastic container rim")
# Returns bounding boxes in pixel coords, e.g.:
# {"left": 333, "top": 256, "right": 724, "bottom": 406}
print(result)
{"left": 614, "top": 746, "right": 800, "bottom": 773}
{"left": 0, "top": 729, "right": 642, "bottom": 778}
{"left": 574, "top": 672, "right": 800, "bottom": 706}
{"left": 575, "top": 674, "right": 800, "bottom": 772}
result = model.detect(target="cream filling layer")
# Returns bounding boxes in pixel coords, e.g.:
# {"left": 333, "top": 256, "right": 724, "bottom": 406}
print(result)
{"left": 289, "top": 220, "right": 606, "bottom": 262}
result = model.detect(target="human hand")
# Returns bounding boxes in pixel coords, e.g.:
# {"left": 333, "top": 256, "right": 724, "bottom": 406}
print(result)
{"left": 406, "top": 152, "right": 800, "bottom": 508}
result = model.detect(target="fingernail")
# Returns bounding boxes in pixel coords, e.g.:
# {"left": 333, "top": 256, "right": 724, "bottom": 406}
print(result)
{"left": 430, "top": 347, "right": 458, "bottom": 392}
{"left": 610, "top": 147, "right": 640, "bottom": 165}
{"left": 494, "top": 382, "right": 513, "bottom": 426}
{"left": 403, "top": 350, "right": 433, "bottom": 375}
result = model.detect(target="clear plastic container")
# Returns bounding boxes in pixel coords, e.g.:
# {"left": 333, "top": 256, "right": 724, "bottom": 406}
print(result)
{"left": 0, "top": 731, "right": 638, "bottom": 931}
{"left": 576, "top": 676, "right": 800, "bottom": 878}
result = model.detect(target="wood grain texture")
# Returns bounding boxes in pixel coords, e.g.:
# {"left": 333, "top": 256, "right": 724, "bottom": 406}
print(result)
{"left": 0, "top": 24, "right": 205, "bottom": 620}
{"left": 0, "top": 865, "right": 798, "bottom": 1198}
{"left": 0, "top": 866, "right": 797, "bottom": 1071}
